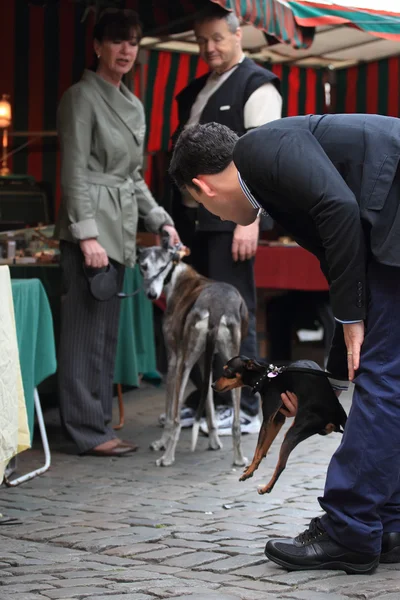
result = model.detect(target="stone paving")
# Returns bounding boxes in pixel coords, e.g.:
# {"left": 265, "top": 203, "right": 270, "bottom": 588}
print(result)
{"left": 1, "top": 383, "right": 399, "bottom": 600}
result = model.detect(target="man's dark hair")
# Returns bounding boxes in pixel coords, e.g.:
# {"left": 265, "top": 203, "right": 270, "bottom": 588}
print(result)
{"left": 94, "top": 9, "right": 142, "bottom": 43}
{"left": 169, "top": 122, "right": 239, "bottom": 190}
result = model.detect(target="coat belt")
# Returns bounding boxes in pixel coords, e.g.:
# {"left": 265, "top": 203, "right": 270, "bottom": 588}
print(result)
{"left": 86, "top": 171, "right": 133, "bottom": 190}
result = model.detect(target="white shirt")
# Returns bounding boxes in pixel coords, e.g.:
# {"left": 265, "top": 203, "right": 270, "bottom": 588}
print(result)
{"left": 186, "top": 55, "right": 282, "bottom": 129}
{"left": 183, "top": 55, "right": 282, "bottom": 207}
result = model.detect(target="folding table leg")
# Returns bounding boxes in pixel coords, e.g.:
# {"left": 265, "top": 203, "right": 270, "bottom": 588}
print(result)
{"left": 4, "top": 388, "right": 51, "bottom": 487}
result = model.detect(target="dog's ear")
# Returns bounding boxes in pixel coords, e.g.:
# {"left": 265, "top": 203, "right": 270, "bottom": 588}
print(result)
{"left": 246, "top": 359, "right": 265, "bottom": 372}
{"left": 175, "top": 245, "right": 191, "bottom": 260}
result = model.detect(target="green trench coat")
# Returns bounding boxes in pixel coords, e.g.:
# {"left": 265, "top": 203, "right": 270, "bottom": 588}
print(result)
{"left": 55, "top": 69, "right": 173, "bottom": 267}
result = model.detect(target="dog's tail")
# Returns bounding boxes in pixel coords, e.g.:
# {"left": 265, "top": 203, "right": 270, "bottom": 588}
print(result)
{"left": 191, "top": 322, "right": 220, "bottom": 452}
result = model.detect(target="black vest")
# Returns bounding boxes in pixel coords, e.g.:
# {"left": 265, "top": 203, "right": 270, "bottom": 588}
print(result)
{"left": 175, "top": 58, "right": 280, "bottom": 232}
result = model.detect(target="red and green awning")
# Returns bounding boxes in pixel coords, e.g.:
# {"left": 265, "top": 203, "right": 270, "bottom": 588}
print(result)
{"left": 214, "top": 1, "right": 400, "bottom": 45}
{"left": 287, "top": 1, "right": 400, "bottom": 41}
{"left": 213, "top": 0, "right": 314, "bottom": 48}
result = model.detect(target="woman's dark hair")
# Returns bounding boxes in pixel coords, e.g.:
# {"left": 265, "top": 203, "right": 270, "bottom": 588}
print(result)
{"left": 93, "top": 9, "right": 142, "bottom": 43}
{"left": 169, "top": 122, "right": 238, "bottom": 190}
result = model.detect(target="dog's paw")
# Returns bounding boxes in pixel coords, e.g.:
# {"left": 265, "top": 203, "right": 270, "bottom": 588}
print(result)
{"left": 239, "top": 466, "right": 254, "bottom": 481}
{"left": 156, "top": 455, "right": 174, "bottom": 467}
{"left": 234, "top": 455, "right": 248, "bottom": 467}
{"left": 208, "top": 433, "right": 223, "bottom": 451}
{"left": 150, "top": 439, "right": 165, "bottom": 451}
{"left": 257, "top": 484, "right": 272, "bottom": 495}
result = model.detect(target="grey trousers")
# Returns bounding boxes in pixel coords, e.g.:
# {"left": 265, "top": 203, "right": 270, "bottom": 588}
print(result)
{"left": 58, "top": 241, "right": 125, "bottom": 454}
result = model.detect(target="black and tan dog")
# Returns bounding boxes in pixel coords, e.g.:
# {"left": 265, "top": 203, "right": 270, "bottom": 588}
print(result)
{"left": 213, "top": 356, "right": 347, "bottom": 494}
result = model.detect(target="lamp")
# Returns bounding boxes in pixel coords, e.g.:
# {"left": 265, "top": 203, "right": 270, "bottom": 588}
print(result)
{"left": 0, "top": 94, "right": 12, "bottom": 176}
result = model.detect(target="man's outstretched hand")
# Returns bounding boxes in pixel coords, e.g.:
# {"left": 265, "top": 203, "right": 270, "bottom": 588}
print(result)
{"left": 280, "top": 391, "right": 298, "bottom": 417}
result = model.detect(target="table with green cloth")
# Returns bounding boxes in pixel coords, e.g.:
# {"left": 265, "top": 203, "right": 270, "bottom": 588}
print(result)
{"left": 9, "top": 265, "right": 161, "bottom": 390}
{"left": 115, "top": 266, "right": 161, "bottom": 386}
{"left": 11, "top": 279, "right": 57, "bottom": 441}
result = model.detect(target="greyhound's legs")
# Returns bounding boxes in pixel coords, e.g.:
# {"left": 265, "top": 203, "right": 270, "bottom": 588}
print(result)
{"left": 232, "top": 387, "right": 247, "bottom": 466}
{"left": 157, "top": 346, "right": 203, "bottom": 466}
{"left": 218, "top": 330, "right": 247, "bottom": 466}
{"left": 205, "top": 370, "right": 222, "bottom": 451}
{"left": 150, "top": 353, "right": 177, "bottom": 452}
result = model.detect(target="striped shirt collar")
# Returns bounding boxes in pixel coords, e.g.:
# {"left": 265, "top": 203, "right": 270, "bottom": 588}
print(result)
{"left": 237, "top": 171, "right": 267, "bottom": 218}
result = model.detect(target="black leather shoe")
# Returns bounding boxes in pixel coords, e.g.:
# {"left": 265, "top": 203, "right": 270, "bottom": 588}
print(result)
{"left": 265, "top": 517, "right": 379, "bottom": 574}
{"left": 381, "top": 532, "right": 400, "bottom": 563}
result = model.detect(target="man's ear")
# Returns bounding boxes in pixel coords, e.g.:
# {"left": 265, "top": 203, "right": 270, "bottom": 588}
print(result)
{"left": 192, "top": 176, "right": 216, "bottom": 198}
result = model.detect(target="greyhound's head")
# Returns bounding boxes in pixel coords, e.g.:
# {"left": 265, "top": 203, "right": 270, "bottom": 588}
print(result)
{"left": 137, "top": 231, "right": 190, "bottom": 301}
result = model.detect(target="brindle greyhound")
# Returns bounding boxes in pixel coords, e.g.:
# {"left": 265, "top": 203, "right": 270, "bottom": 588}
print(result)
{"left": 137, "top": 233, "right": 249, "bottom": 467}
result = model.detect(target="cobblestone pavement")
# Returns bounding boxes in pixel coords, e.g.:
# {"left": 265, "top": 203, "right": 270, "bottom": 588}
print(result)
{"left": 1, "top": 384, "right": 399, "bottom": 600}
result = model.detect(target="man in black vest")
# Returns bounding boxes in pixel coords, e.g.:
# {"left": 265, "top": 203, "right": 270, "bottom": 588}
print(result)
{"left": 169, "top": 5, "right": 282, "bottom": 436}
{"left": 169, "top": 115, "right": 400, "bottom": 574}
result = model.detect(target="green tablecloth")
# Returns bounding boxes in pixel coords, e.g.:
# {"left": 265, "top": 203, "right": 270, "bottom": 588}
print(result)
{"left": 9, "top": 265, "right": 161, "bottom": 388}
{"left": 115, "top": 267, "right": 161, "bottom": 386}
{"left": 11, "top": 279, "right": 57, "bottom": 441}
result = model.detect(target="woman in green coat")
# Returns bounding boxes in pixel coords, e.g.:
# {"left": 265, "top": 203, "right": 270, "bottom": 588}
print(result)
{"left": 56, "top": 9, "right": 180, "bottom": 456}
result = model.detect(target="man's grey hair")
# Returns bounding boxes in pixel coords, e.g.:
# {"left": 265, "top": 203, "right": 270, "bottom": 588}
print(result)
{"left": 195, "top": 6, "right": 240, "bottom": 33}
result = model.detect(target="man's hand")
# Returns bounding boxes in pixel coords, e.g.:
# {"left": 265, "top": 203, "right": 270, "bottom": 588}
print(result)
{"left": 80, "top": 238, "right": 108, "bottom": 268}
{"left": 162, "top": 225, "right": 181, "bottom": 247}
{"left": 280, "top": 391, "right": 298, "bottom": 417}
{"left": 343, "top": 321, "right": 365, "bottom": 381}
{"left": 279, "top": 387, "right": 341, "bottom": 418}
{"left": 232, "top": 219, "right": 259, "bottom": 262}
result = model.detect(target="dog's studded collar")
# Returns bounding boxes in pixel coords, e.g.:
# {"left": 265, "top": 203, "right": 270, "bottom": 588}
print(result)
{"left": 252, "top": 364, "right": 285, "bottom": 394}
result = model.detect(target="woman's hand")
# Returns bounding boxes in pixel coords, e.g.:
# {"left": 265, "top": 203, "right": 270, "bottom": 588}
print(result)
{"left": 80, "top": 238, "right": 108, "bottom": 268}
{"left": 280, "top": 391, "right": 298, "bottom": 418}
{"left": 343, "top": 321, "right": 365, "bottom": 381}
{"left": 162, "top": 225, "right": 181, "bottom": 247}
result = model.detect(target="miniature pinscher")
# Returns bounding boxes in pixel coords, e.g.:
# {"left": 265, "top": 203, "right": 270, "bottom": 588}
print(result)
{"left": 213, "top": 356, "right": 347, "bottom": 494}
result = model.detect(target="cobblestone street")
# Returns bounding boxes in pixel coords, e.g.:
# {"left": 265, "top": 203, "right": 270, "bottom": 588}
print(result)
{"left": 1, "top": 384, "right": 399, "bottom": 600}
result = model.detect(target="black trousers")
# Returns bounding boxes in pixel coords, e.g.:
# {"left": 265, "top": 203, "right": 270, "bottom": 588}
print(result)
{"left": 187, "top": 230, "right": 259, "bottom": 416}
{"left": 58, "top": 241, "right": 125, "bottom": 454}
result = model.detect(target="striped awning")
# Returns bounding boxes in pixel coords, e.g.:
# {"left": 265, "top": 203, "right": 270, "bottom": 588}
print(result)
{"left": 287, "top": 1, "right": 400, "bottom": 41}
{"left": 214, "top": 1, "right": 400, "bottom": 46}
{"left": 74, "top": 0, "right": 315, "bottom": 49}
{"left": 213, "top": 0, "right": 314, "bottom": 49}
